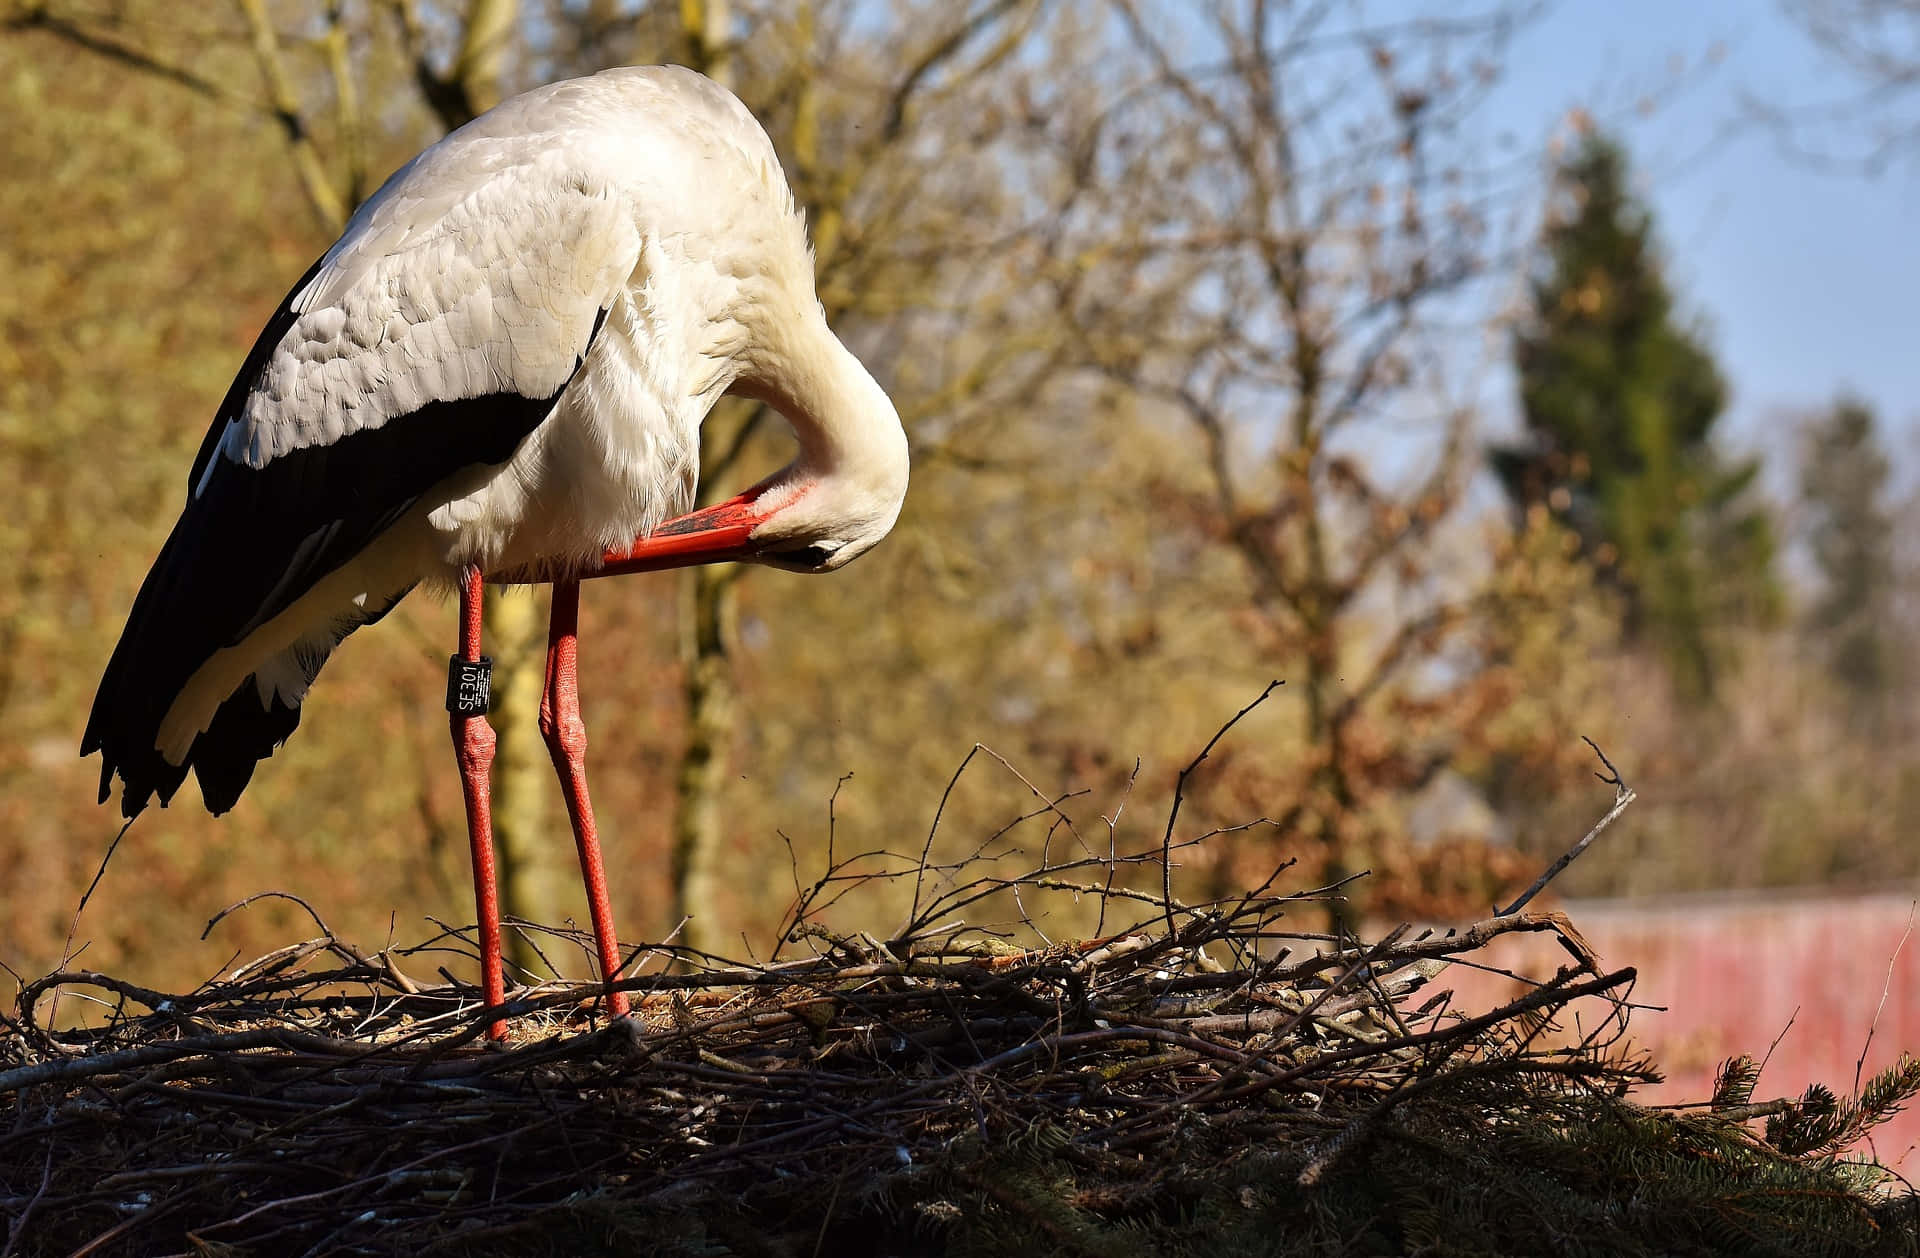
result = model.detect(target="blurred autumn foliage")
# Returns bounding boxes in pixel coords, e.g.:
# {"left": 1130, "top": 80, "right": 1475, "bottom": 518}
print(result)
{"left": 1, "top": 1, "right": 1915, "bottom": 996}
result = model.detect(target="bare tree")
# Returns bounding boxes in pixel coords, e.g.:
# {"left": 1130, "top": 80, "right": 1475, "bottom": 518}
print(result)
{"left": 1050, "top": 0, "right": 1550, "bottom": 918}
{"left": 1766, "top": 0, "right": 1920, "bottom": 172}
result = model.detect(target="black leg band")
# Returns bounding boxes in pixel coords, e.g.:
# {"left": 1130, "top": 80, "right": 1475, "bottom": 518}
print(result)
{"left": 447, "top": 655, "right": 494, "bottom": 715}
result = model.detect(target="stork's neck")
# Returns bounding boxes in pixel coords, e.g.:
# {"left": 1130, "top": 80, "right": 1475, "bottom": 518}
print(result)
{"left": 739, "top": 320, "right": 908, "bottom": 531}
{"left": 586, "top": 316, "right": 907, "bottom": 578}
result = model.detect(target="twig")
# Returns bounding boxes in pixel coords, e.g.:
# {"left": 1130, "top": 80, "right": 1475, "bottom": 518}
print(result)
{"left": 0, "top": 1139, "right": 52, "bottom": 1258}
{"left": 1495, "top": 737, "right": 1635, "bottom": 917}
{"left": 1855, "top": 902, "right": 1916, "bottom": 1097}
{"left": 910, "top": 744, "right": 986, "bottom": 931}
{"left": 1160, "top": 681, "right": 1284, "bottom": 934}
{"left": 1758, "top": 1007, "right": 1800, "bottom": 1085}
{"left": 50, "top": 819, "right": 134, "bottom": 1032}
{"left": 1097, "top": 759, "right": 1140, "bottom": 937}
{"left": 0, "top": 1027, "right": 363, "bottom": 1097}
{"left": 203, "top": 891, "right": 337, "bottom": 942}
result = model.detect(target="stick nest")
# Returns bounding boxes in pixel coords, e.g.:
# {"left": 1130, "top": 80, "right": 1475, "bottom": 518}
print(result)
{"left": 4, "top": 865, "right": 1918, "bottom": 1258}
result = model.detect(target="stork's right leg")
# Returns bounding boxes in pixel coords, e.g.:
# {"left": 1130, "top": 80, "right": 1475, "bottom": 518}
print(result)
{"left": 540, "top": 579, "right": 631, "bottom": 1018}
{"left": 448, "top": 565, "right": 507, "bottom": 1040}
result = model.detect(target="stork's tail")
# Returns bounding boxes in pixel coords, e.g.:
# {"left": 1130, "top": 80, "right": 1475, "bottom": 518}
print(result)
{"left": 85, "top": 623, "right": 410, "bottom": 818}
{"left": 85, "top": 632, "right": 316, "bottom": 819}
{"left": 83, "top": 516, "right": 411, "bottom": 817}
{"left": 84, "top": 655, "right": 297, "bottom": 820}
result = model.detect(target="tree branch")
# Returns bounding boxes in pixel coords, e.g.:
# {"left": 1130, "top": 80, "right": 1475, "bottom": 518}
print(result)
{"left": 236, "top": 0, "right": 348, "bottom": 229}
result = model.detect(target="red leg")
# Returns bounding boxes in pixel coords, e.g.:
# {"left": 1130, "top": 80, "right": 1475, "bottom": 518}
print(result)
{"left": 540, "top": 580, "right": 631, "bottom": 1018}
{"left": 449, "top": 566, "right": 507, "bottom": 1040}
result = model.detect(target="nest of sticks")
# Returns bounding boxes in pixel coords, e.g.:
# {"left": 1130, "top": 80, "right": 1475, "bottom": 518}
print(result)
{"left": 4, "top": 739, "right": 1919, "bottom": 1256}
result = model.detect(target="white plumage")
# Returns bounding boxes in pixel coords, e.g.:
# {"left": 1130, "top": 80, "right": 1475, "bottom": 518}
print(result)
{"left": 87, "top": 65, "right": 908, "bottom": 816}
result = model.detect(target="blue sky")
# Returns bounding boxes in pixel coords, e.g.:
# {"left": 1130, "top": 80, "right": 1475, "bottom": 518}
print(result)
{"left": 1483, "top": 0, "right": 1917, "bottom": 467}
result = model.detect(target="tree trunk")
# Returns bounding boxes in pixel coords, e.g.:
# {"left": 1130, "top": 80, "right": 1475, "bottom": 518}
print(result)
{"left": 669, "top": 563, "right": 740, "bottom": 952}
{"left": 663, "top": 0, "right": 740, "bottom": 955}
{"left": 679, "top": 0, "right": 732, "bottom": 83}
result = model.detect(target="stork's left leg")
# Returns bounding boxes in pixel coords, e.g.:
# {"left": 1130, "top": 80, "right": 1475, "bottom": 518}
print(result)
{"left": 449, "top": 565, "right": 507, "bottom": 1041}
{"left": 541, "top": 580, "right": 632, "bottom": 1018}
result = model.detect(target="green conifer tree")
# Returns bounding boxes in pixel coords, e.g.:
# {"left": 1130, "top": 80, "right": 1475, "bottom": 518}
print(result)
{"left": 1800, "top": 396, "right": 1896, "bottom": 700}
{"left": 1495, "top": 134, "right": 1777, "bottom": 699}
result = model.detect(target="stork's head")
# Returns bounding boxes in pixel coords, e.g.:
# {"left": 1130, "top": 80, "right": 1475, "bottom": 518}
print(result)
{"left": 595, "top": 322, "right": 908, "bottom": 579}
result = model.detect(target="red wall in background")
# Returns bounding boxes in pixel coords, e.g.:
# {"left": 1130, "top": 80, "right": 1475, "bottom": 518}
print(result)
{"left": 1440, "top": 889, "right": 1920, "bottom": 1170}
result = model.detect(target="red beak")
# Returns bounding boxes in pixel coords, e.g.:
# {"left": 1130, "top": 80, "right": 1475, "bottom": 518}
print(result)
{"left": 589, "top": 487, "right": 774, "bottom": 579}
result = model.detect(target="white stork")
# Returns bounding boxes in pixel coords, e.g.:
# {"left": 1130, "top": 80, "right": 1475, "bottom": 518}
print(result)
{"left": 82, "top": 66, "right": 909, "bottom": 1034}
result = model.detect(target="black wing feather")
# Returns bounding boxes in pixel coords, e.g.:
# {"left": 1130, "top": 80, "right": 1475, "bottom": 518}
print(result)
{"left": 188, "top": 254, "right": 329, "bottom": 495}
{"left": 85, "top": 296, "right": 608, "bottom": 818}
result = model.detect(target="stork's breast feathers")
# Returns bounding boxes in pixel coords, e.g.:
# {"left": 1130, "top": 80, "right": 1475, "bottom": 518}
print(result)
{"left": 206, "top": 173, "right": 640, "bottom": 482}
